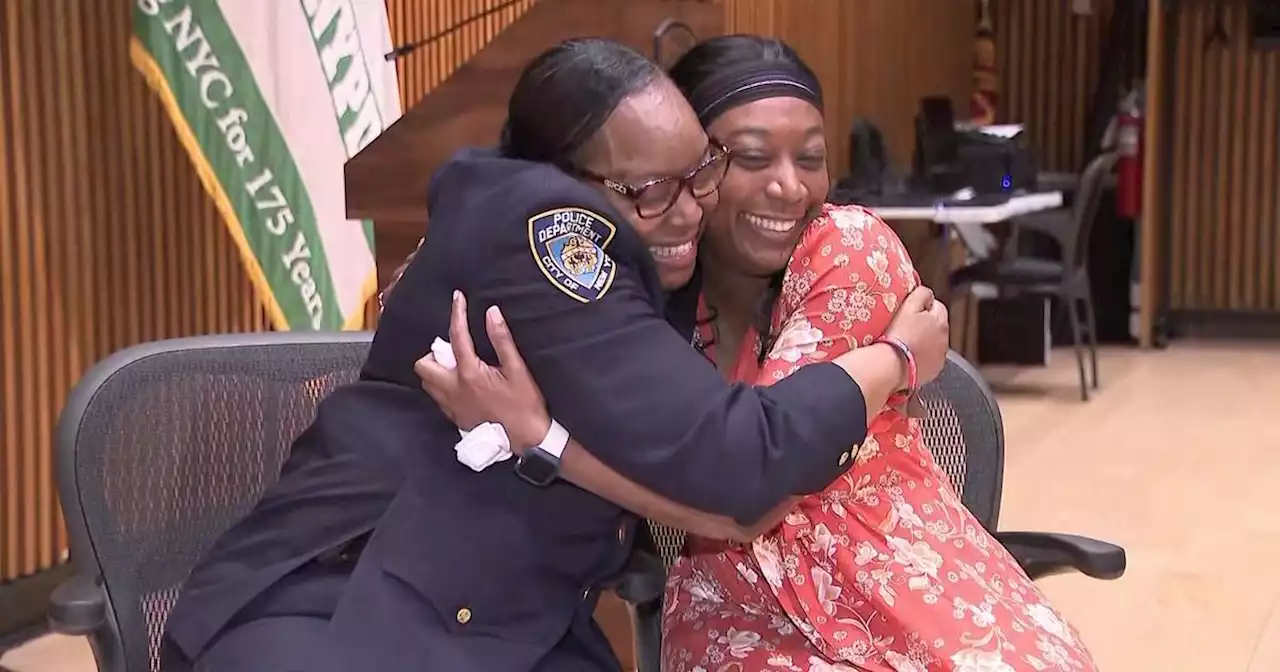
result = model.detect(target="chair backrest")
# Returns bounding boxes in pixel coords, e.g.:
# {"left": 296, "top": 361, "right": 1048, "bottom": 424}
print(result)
{"left": 1066, "top": 150, "right": 1120, "bottom": 269}
{"left": 848, "top": 119, "right": 891, "bottom": 186}
{"left": 643, "top": 350, "right": 1005, "bottom": 569}
{"left": 56, "top": 332, "right": 373, "bottom": 672}
{"left": 915, "top": 350, "right": 1004, "bottom": 527}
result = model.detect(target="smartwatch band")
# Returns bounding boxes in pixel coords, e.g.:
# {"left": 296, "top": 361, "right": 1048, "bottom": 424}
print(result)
{"left": 538, "top": 420, "right": 569, "bottom": 460}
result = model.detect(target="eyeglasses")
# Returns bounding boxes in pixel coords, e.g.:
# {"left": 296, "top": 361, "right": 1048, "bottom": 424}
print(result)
{"left": 575, "top": 142, "right": 732, "bottom": 218}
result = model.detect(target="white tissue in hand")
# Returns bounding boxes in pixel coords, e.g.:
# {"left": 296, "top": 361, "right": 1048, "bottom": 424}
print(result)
{"left": 429, "top": 337, "right": 513, "bottom": 471}
{"left": 455, "top": 422, "right": 513, "bottom": 472}
{"left": 430, "top": 337, "right": 458, "bottom": 369}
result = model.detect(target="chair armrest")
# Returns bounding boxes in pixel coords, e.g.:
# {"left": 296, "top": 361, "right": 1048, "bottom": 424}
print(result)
{"left": 996, "top": 531, "right": 1126, "bottom": 581}
{"left": 613, "top": 550, "right": 667, "bottom": 608}
{"left": 614, "top": 551, "right": 666, "bottom": 672}
{"left": 48, "top": 573, "right": 107, "bottom": 635}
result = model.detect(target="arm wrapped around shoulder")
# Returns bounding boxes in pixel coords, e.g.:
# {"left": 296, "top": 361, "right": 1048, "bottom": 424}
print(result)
{"left": 492, "top": 256, "right": 869, "bottom": 525}
{"left": 465, "top": 184, "right": 869, "bottom": 525}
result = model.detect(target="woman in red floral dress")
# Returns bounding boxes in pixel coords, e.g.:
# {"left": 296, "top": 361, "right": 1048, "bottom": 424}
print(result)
{"left": 657, "top": 37, "right": 1099, "bottom": 672}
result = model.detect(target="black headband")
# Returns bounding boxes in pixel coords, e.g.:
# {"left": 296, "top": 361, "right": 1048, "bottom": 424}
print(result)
{"left": 684, "top": 60, "right": 823, "bottom": 125}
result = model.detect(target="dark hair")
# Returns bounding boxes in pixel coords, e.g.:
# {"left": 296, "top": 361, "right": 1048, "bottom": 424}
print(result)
{"left": 670, "top": 36, "right": 822, "bottom": 364}
{"left": 668, "top": 35, "right": 822, "bottom": 122}
{"left": 502, "top": 38, "right": 664, "bottom": 166}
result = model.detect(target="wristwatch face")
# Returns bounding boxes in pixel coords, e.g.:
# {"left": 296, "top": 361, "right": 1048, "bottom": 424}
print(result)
{"left": 515, "top": 447, "right": 559, "bottom": 486}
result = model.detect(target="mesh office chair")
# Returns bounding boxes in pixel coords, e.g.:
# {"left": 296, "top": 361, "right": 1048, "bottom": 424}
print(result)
{"left": 616, "top": 351, "right": 1128, "bottom": 672}
{"left": 47, "top": 332, "right": 373, "bottom": 672}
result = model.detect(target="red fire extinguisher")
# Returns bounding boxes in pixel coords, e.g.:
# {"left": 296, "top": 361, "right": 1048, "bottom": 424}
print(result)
{"left": 1115, "top": 95, "right": 1143, "bottom": 219}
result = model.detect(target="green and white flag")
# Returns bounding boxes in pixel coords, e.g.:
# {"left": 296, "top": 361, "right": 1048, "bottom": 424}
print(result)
{"left": 131, "top": 0, "right": 402, "bottom": 330}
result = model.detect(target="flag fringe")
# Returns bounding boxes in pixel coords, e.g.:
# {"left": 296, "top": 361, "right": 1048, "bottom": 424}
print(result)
{"left": 131, "top": 37, "right": 379, "bottom": 331}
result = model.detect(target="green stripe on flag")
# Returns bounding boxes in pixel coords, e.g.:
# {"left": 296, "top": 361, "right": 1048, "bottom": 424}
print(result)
{"left": 295, "top": 0, "right": 382, "bottom": 259}
{"left": 133, "top": 0, "right": 343, "bottom": 330}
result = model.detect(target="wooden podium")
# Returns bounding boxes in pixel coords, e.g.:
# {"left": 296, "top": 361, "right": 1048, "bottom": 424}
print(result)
{"left": 342, "top": 1, "right": 721, "bottom": 667}
{"left": 344, "top": 0, "right": 722, "bottom": 290}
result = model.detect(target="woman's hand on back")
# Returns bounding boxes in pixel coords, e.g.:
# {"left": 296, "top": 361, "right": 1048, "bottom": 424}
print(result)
{"left": 885, "top": 286, "right": 950, "bottom": 386}
{"left": 378, "top": 237, "right": 424, "bottom": 312}
{"left": 413, "top": 291, "right": 552, "bottom": 452}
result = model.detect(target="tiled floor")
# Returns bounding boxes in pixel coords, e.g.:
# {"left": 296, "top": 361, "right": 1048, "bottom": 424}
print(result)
{"left": 4, "top": 342, "right": 1280, "bottom": 671}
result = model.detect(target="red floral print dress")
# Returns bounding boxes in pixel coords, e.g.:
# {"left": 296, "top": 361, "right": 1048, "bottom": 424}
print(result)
{"left": 660, "top": 204, "right": 1097, "bottom": 672}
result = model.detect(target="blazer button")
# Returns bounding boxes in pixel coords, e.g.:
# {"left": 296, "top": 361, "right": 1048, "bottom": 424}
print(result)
{"left": 617, "top": 523, "right": 627, "bottom": 543}
{"left": 455, "top": 607, "right": 472, "bottom": 625}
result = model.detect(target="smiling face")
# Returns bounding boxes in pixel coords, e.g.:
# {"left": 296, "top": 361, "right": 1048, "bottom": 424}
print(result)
{"left": 580, "top": 78, "right": 718, "bottom": 290}
{"left": 701, "top": 96, "right": 829, "bottom": 276}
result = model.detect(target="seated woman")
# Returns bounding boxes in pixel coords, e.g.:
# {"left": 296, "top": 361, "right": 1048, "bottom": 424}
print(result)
{"left": 420, "top": 36, "right": 1098, "bottom": 672}
{"left": 652, "top": 36, "right": 1098, "bottom": 672}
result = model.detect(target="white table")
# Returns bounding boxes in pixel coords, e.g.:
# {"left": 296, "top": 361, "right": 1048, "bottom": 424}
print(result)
{"left": 867, "top": 191, "right": 1064, "bottom": 258}
{"left": 868, "top": 191, "right": 1063, "bottom": 224}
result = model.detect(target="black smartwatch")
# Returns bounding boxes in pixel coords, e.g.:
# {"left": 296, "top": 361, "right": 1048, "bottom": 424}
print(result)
{"left": 514, "top": 420, "right": 569, "bottom": 487}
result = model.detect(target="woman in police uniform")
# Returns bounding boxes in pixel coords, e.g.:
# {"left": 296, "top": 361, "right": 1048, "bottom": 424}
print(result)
{"left": 163, "top": 37, "right": 948, "bottom": 672}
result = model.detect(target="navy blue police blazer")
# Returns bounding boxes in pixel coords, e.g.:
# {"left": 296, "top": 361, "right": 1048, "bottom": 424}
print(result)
{"left": 164, "top": 148, "right": 870, "bottom": 670}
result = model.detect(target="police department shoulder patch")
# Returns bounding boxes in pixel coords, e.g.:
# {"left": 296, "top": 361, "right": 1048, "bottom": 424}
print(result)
{"left": 527, "top": 207, "right": 618, "bottom": 303}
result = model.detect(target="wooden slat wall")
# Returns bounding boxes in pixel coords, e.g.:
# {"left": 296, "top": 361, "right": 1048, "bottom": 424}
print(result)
{"left": 723, "top": 0, "right": 976, "bottom": 177}
{"left": 388, "top": 0, "right": 540, "bottom": 112}
{"left": 0, "top": 0, "right": 533, "bottom": 584}
{"left": 991, "top": 0, "right": 1116, "bottom": 173}
{"left": 1166, "top": 1, "right": 1280, "bottom": 313}
{"left": 722, "top": 0, "right": 1118, "bottom": 176}
{"left": 1, "top": 0, "right": 266, "bottom": 582}
{"left": 987, "top": 0, "right": 1179, "bottom": 344}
